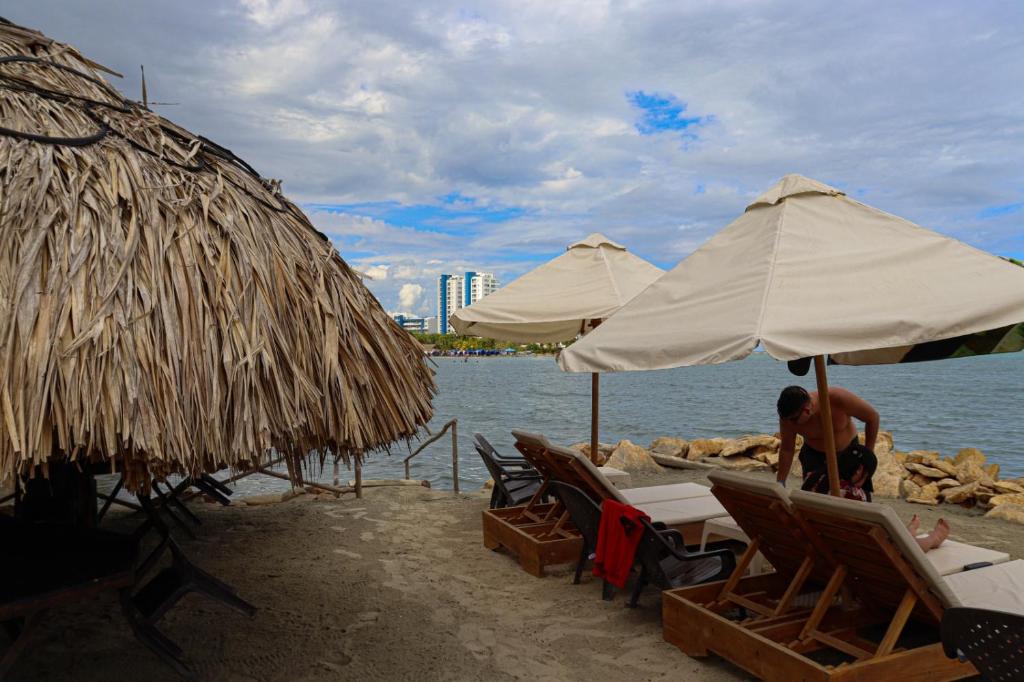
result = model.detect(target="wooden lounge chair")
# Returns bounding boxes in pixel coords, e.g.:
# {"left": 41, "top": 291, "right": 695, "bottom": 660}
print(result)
{"left": 941, "top": 607, "right": 1024, "bottom": 679}
{"left": 663, "top": 470, "right": 837, "bottom": 632}
{"left": 481, "top": 433, "right": 583, "bottom": 577}
{"left": 519, "top": 431, "right": 728, "bottom": 545}
{"left": 664, "top": 476, "right": 1019, "bottom": 681}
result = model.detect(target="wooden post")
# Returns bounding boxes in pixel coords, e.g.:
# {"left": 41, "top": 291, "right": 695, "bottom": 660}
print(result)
{"left": 354, "top": 459, "right": 363, "bottom": 499}
{"left": 813, "top": 355, "right": 841, "bottom": 496}
{"left": 451, "top": 419, "right": 460, "bottom": 494}
{"left": 588, "top": 318, "right": 602, "bottom": 465}
{"left": 591, "top": 372, "right": 600, "bottom": 464}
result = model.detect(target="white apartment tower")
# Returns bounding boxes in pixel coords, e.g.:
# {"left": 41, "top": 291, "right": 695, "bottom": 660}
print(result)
{"left": 437, "top": 271, "right": 500, "bottom": 333}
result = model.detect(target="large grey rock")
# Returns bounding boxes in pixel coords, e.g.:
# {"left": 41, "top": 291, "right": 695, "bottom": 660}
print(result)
{"left": 719, "top": 435, "right": 780, "bottom": 459}
{"left": 705, "top": 455, "right": 771, "bottom": 472}
{"left": 904, "top": 462, "right": 949, "bottom": 479}
{"left": 649, "top": 436, "right": 690, "bottom": 458}
{"left": 989, "top": 493, "right": 1024, "bottom": 508}
{"left": 900, "top": 478, "right": 922, "bottom": 500}
{"left": 687, "top": 438, "right": 727, "bottom": 460}
{"left": 953, "top": 447, "right": 986, "bottom": 468}
{"left": 956, "top": 460, "right": 995, "bottom": 487}
{"left": 604, "top": 440, "right": 661, "bottom": 474}
{"left": 906, "top": 450, "right": 940, "bottom": 465}
{"left": 872, "top": 472, "right": 901, "bottom": 498}
{"left": 940, "top": 481, "right": 980, "bottom": 504}
{"left": 569, "top": 441, "right": 616, "bottom": 465}
{"left": 993, "top": 480, "right": 1024, "bottom": 494}
{"left": 858, "top": 430, "right": 894, "bottom": 455}
{"left": 906, "top": 482, "right": 940, "bottom": 505}
{"left": 985, "top": 503, "right": 1024, "bottom": 525}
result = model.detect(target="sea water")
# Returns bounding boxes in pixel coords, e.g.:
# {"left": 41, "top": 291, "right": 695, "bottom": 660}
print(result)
{"left": 238, "top": 351, "right": 1024, "bottom": 494}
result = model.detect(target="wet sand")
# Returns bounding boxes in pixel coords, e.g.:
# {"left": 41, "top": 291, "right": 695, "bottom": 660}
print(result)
{"left": 12, "top": 467, "right": 1021, "bottom": 681}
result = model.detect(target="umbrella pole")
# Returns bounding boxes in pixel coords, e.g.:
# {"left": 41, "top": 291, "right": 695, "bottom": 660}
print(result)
{"left": 590, "top": 373, "right": 600, "bottom": 464}
{"left": 813, "top": 355, "right": 841, "bottom": 496}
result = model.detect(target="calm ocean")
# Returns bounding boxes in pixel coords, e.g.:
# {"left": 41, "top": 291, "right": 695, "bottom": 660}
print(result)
{"left": 238, "top": 351, "right": 1024, "bottom": 495}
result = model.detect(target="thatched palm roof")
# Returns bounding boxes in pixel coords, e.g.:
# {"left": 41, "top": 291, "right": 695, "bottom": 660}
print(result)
{"left": 0, "top": 19, "right": 435, "bottom": 492}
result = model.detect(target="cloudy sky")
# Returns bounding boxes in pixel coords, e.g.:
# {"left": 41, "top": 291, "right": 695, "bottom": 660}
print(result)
{"left": 10, "top": 1, "right": 1024, "bottom": 316}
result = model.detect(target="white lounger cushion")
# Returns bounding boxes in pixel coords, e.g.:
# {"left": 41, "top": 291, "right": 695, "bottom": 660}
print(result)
{"left": 621, "top": 482, "right": 712, "bottom": 505}
{"left": 944, "top": 560, "right": 1024, "bottom": 615}
{"left": 597, "top": 466, "right": 631, "bottom": 489}
{"left": 637, "top": 497, "right": 728, "bottom": 526}
{"left": 916, "top": 537, "right": 1010, "bottom": 576}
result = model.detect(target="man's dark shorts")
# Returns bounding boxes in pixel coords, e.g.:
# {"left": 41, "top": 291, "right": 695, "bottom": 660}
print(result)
{"left": 799, "top": 437, "right": 877, "bottom": 501}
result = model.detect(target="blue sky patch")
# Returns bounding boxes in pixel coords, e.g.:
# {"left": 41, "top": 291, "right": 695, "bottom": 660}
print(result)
{"left": 978, "top": 202, "right": 1024, "bottom": 219}
{"left": 310, "top": 195, "right": 525, "bottom": 236}
{"left": 626, "top": 90, "right": 710, "bottom": 136}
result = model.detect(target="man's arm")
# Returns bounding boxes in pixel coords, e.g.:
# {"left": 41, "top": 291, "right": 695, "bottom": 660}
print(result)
{"left": 831, "top": 387, "right": 880, "bottom": 451}
{"left": 777, "top": 420, "right": 797, "bottom": 483}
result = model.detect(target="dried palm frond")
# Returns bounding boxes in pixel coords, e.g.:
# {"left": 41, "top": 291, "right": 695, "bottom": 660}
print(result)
{"left": 0, "top": 18, "right": 435, "bottom": 492}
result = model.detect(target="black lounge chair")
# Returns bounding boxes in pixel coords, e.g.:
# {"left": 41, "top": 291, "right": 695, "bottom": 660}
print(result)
{"left": 474, "top": 433, "right": 544, "bottom": 509}
{"left": 99, "top": 473, "right": 235, "bottom": 540}
{"left": 549, "top": 481, "right": 614, "bottom": 599}
{"left": 2, "top": 489, "right": 254, "bottom": 680}
{"left": 941, "top": 606, "right": 1024, "bottom": 680}
{"left": 550, "top": 481, "right": 736, "bottom": 606}
{"left": 628, "top": 516, "right": 738, "bottom": 608}
{"left": 119, "top": 495, "right": 256, "bottom": 677}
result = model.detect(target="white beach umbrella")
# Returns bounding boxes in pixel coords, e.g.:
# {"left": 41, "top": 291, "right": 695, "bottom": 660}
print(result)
{"left": 451, "top": 233, "right": 664, "bottom": 458}
{"left": 559, "top": 175, "right": 1024, "bottom": 493}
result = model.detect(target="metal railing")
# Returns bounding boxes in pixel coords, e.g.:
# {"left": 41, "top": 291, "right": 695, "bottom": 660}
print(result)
{"left": 403, "top": 418, "right": 459, "bottom": 493}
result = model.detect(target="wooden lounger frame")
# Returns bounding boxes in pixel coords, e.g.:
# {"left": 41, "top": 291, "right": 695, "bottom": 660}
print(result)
{"left": 662, "top": 482, "right": 978, "bottom": 681}
{"left": 480, "top": 433, "right": 585, "bottom": 577}
{"left": 697, "top": 475, "right": 834, "bottom": 622}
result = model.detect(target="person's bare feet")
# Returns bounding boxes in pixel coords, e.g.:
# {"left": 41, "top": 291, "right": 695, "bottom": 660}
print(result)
{"left": 907, "top": 514, "right": 921, "bottom": 536}
{"left": 915, "top": 518, "right": 950, "bottom": 552}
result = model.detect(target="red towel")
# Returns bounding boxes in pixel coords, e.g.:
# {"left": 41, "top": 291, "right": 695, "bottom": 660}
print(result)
{"left": 593, "top": 499, "right": 650, "bottom": 589}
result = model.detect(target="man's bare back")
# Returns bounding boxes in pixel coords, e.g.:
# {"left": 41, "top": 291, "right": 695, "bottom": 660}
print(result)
{"left": 777, "top": 387, "right": 878, "bottom": 475}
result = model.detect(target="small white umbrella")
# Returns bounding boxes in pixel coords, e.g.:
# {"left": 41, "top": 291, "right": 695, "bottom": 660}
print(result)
{"left": 559, "top": 175, "right": 1024, "bottom": 493}
{"left": 452, "top": 233, "right": 664, "bottom": 458}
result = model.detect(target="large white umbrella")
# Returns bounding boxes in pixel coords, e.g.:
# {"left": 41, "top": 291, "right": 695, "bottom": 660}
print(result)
{"left": 452, "top": 233, "right": 664, "bottom": 458}
{"left": 559, "top": 175, "right": 1024, "bottom": 493}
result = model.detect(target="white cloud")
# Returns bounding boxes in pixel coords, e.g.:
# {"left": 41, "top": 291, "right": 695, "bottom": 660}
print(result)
{"left": 398, "top": 283, "right": 424, "bottom": 312}
{"left": 362, "top": 264, "right": 389, "bottom": 280}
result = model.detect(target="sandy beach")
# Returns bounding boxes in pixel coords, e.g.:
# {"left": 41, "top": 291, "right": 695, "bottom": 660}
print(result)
{"left": 12, "top": 466, "right": 1021, "bottom": 682}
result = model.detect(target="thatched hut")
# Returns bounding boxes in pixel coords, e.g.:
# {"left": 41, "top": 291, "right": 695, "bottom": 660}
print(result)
{"left": 0, "top": 19, "right": 435, "bottom": 492}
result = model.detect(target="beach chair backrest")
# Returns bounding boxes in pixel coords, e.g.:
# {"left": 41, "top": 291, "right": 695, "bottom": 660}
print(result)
{"left": 790, "top": 489, "right": 958, "bottom": 624}
{"left": 707, "top": 471, "right": 828, "bottom": 582}
{"left": 545, "top": 442, "right": 629, "bottom": 505}
{"left": 510, "top": 430, "right": 562, "bottom": 483}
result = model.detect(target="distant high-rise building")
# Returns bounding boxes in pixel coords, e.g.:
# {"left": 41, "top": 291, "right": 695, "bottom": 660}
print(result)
{"left": 436, "top": 271, "right": 500, "bottom": 333}
{"left": 390, "top": 312, "right": 428, "bottom": 333}
{"left": 468, "top": 272, "right": 499, "bottom": 306}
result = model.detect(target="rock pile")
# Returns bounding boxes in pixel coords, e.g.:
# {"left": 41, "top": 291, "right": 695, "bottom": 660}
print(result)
{"left": 893, "top": 448, "right": 1024, "bottom": 523}
{"left": 569, "top": 432, "right": 1024, "bottom": 525}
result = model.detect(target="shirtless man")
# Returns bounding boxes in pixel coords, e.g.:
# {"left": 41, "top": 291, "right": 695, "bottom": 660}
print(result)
{"left": 776, "top": 385, "right": 949, "bottom": 551}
